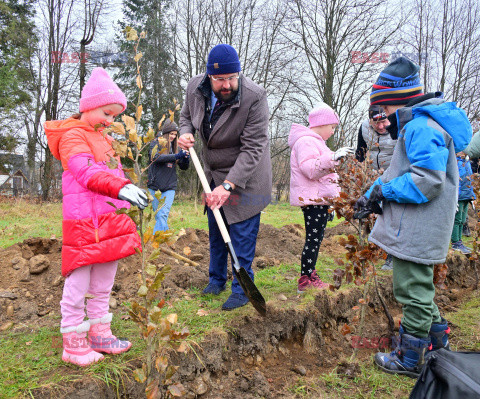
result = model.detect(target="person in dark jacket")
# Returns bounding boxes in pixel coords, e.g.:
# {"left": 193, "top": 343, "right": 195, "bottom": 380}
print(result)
{"left": 354, "top": 57, "right": 472, "bottom": 378}
{"left": 451, "top": 154, "right": 475, "bottom": 254}
{"left": 148, "top": 120, "right": 189, "bottom": 232}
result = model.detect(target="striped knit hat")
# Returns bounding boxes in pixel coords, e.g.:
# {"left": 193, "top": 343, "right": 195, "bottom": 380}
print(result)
{"left": 370, "top": 57, "right": 423, "bottom": 105}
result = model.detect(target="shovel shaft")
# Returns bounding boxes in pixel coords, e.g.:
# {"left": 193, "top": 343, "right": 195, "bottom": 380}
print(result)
{"left": 189, "top": 147, "right": 235, "bottom": 257}
{"left": 188, "top": 145, "right": 267, "bottom": 316}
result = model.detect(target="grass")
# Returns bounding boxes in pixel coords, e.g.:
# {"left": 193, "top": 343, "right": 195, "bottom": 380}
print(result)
{"left": 445, "top": 293, "right": 480, "bottom": 351}
{"left": 0, "top": 314, "right": 144, "bottom": 398}
{"left": 1, "top": 197, "right": 480, "bottom": 398}
{"left": 0, "top": 198, "right": 63, "bottom": 248}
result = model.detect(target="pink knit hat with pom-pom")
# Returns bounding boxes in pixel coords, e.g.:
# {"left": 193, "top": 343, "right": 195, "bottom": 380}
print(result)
{"left": 308, "top": 103, "right": 340, "bottom": 128}
{"left": 79, "top": 67, "right": 127, "bottom": 113}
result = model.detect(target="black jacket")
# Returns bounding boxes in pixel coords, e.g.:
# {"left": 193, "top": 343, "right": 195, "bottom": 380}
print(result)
{"left": 147, "top": 139, "right": 189, "bottom": 192}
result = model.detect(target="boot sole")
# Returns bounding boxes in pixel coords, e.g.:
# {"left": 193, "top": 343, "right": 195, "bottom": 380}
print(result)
{"left": 374, "top": 360, "right": 419, "bottom": 379}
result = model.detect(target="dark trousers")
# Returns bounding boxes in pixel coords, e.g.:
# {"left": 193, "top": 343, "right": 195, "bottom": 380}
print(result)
{"left": 301, "top": 205, "right": 329, "bottom": 276}
{"left": 206, "top": 208, "right": 260, "bottom": 295}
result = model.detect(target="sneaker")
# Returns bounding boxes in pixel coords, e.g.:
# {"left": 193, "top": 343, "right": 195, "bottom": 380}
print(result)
{"left": 298, "top": 270, "right": 329, "bottom": 293}
{"left": 381, "top": 254, "right": 393, "bottom": 271}
{"left": 221, "top": 293, "right": 249, "bottom": 310}
{"left": 452, "top": 241, "right": 472, "bottom": 255}
{"left": 202, "top": 283, "right": 226, "bottom": 295}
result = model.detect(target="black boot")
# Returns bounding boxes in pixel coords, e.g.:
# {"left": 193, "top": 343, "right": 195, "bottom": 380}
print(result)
{"left": 374, "top": 325, "right": 431, "bottom": 378}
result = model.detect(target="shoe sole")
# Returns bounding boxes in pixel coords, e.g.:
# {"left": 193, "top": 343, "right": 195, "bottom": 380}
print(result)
{"left": 453, "top": 248, "right": 471, "bottom": 255}
{"left": 373, "top": 360, "right": 419, "bottom": 379}
{"left": 221, "top": 302, "right": 249, "bottom": 311}
{"left": 202, "top": 287, "right": 226, "bottom": 295}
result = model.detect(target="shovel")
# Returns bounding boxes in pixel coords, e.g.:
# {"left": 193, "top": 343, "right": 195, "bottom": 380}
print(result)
{"left": 188, "top": 146, "right": 267, "bottom": 317}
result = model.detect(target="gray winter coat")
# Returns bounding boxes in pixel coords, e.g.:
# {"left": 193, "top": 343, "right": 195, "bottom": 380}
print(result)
{"left": 368, "top": 97, "right": 472, "bottom": 265}
{"left": 179, "top": 73, "right": 272, "bottom": 224}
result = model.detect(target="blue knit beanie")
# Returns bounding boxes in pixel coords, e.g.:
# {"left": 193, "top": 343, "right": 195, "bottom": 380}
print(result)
{"left": 206, "top": 44, "right": 241, "bottom": 75}
{"left": 370, "top": 57, "right": 423, "bottom": 105}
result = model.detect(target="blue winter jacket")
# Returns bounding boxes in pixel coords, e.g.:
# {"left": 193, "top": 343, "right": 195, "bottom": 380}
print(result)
{"left": 366, "top": 97, "right": 472, "bottom": 264}
{"left": 457, "top": 157, "right": 475, "bottom": 201}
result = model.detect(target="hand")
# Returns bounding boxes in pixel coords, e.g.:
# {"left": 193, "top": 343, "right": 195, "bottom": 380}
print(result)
{"left": 206, "top": 185, "right": 231, "bottom": 211}
{"left": 353, "top": 195, "right": 383, "bottom": 219}
{"left": 332, "top": 147, "right": 354, "bottom": 161}
{"left": 175, "top": 149, "right": 189, "bottom": 160}
{"left": 118, "top": 184, "right": 148, "bottom": 210}
{"left": 178, "top": 133, "right": 195, "bottom": 149}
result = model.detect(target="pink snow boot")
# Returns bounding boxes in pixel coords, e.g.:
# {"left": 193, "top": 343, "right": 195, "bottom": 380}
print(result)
{"left": 61, "top": 321, "right": 104, "bottom": 366}
{"left": 88, "top": 313, "right": 132, "bottom": 354}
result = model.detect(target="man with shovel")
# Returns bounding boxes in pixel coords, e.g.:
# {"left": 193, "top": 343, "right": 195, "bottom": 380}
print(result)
{"left": 178, "top": 44, "right": 272, "bottom": 311}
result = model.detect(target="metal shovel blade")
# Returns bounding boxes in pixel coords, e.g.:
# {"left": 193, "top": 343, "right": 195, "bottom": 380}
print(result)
{"left": 233, "top": 267, "right": 267, "bottom": 317}
{"left": 227, "top": 242, "right": 267, "bottom": 317}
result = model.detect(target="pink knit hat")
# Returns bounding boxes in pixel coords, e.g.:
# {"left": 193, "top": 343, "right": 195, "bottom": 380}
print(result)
{"left": 79, "top": 67, "right": 127, "bottom": 113}
{"left": 308, "top": 103, "right": 339, "bottom": 128}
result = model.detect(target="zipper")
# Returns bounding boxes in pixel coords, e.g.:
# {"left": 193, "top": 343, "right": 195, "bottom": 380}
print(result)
{"left": 397, "top": 204, "right": 406, "bottom": 237}
{"left": 434, "top": 356, "right": 480, "bottom": 393}
{"left": 91, "top": 196, "right": 100, "bottom": 243}
{"left": 376, "top": 136, "right": 381, "bottom": 169}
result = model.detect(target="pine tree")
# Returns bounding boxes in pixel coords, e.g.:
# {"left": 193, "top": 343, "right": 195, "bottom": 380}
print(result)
{"left": 116, "top": 0, "right": 182, "bottom": 131}
{"left": 0, "top": 0, "right": 37, "bottom": 149}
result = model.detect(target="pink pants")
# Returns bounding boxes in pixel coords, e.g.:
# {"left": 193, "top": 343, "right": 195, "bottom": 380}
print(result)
{"left": 60, "top": 260, "right": 118, "bottom": 329}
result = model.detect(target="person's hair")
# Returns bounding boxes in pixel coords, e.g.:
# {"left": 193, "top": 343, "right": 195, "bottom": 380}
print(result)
{"left": 162, "top": 131, "right": 178, "bottom": 154}
{"left": 71, "top": 113, "right": 82, "bottom": 120}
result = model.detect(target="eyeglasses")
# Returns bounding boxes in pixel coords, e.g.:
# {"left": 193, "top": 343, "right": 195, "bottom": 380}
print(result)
{"left": 209, "top": 74, "right": 239, "bottom": 82}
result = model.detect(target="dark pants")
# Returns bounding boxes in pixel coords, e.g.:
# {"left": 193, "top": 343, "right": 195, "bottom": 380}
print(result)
{"left": 206, "top": 208, "right": 260, "bottom": 295}
{"left": 301, "top": 205, "right": 329, "bottom": 276}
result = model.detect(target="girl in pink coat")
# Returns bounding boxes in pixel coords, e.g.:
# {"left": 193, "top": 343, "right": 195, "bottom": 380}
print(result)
{"left": 45, "top": 68, "right": 148, "bottom": 367}
{"left": 289, "top": 103, "right": 353, "bottom": 292}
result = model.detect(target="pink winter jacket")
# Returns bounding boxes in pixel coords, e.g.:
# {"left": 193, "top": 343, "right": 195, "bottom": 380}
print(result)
{"left": 45, "top": 118, "right": 141, "bottom": 276}
{"left": 289, "top": 124, "right": 340, "bottom": 206}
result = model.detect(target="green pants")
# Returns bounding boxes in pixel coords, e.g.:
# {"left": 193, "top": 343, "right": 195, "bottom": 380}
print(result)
{"left": 451, "top": 200, "right": 469, "bottom": 242}
{"left": 392, "top": 257, "right": 442, "bottom": 338}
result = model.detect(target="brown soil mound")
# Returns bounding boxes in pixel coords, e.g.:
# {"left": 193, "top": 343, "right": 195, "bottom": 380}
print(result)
{"left": 0, "top": 223, "right": 330, "bottom": 326}
{"left": 1, "top": 221, "right": 476, "bottom": 398}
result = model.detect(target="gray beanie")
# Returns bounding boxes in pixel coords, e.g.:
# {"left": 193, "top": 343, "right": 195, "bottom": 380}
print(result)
{"left": 161, "top": 120, "right": 178, "bottom": 135}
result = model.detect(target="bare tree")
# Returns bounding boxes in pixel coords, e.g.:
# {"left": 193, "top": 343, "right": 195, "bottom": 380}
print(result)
{"left": 79, "top": 0, "right": 107, "bottom": 93}
{"left": 285, "top": 0, "right": 403, "bottom": 148}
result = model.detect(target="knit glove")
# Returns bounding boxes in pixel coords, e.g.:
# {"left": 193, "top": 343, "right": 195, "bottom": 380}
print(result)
{"left": 175, "top": 150, "right": 189, "bottom": 160}
{"left": 118, "top": 184, "right": 148, "bottom": 210}
{"left": 327, "top": 207, "right": 335, "bottom": 222}
{"left": 332, "top": 147, "right": 354, "bottom": 161}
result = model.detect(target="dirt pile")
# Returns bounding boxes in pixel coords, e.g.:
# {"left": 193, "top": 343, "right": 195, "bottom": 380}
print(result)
{"left": 0, "top": 223, "right": 348, "bottom": 327}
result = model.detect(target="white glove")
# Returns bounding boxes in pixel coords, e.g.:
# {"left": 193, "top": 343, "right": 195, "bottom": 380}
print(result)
{"left": 118, "top": 184, "right": 148, "bottom": 210}
{"left": 332, "top": 147, "right": 354, "bottom": 161}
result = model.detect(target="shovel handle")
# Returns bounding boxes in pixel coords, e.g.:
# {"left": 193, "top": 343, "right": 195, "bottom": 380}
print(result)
{"left": 189, "top": 147, "right": 231, "bottom": 245}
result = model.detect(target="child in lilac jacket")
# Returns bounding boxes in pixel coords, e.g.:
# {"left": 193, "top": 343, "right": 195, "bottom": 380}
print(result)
{"left": 289, "top": 103, "right": 353, "bottom": 292}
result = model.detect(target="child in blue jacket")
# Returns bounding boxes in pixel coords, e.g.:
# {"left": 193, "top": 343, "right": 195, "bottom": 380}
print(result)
{"left": 354, "top": 57, "right": 472, "bottom": 378}
{"left": 451, "top": 154, "right": 475, "bottom": 254}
